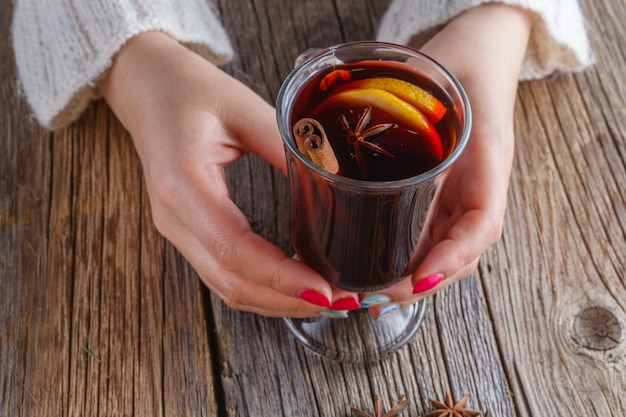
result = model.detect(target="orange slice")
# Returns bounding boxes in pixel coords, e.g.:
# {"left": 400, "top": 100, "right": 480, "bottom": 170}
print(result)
{"left": 341, "top": 77, "right": 447, "bottom": 123}
{"left": 328, "top": 88, "right": 443, "bottom": 160}
{"left": 319, "top": 69, "right": 352, "bottom": 91}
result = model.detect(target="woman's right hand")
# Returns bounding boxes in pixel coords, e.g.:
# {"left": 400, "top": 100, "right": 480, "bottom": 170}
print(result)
{"left": 97, "top": 31, "right": 360, "bottom": 317}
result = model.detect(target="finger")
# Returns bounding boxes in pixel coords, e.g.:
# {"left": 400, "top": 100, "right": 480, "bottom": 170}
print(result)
{"left": 210, "top": 219, "right": 336, "bottom": 304}
{"left": 234, "top": 101, "right": 286, "bottom": 174}
{"left": 161, "top": 214, "right": 330, "bottom": 317}
{"left": 405, "top": 257, "right": 479, "bottom": 303}
{"left": 364, "top": 257, "right": 479, "bottom": 320}
{"left": 206, "top": 66, "right": 288, "bottom": 175}
{"left": 328, "top": 287, "right": 361, "bottom": 311}
{"left": 160, "top": 188, "right": 337, "bottom": 306}
{"left": 410, "top": 208, "right": 501, "bottom": 290}
{"left": 203, "top": 263, "right": 329, "bottom": 318}
{"left": 360, "top": 251, "right": 480, "bottom": 310}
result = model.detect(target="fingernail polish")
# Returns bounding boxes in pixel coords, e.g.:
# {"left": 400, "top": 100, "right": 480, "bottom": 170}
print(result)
{"left": 320, "top": 309, "right": 349, "bottom": 318}
{"left": 298, "top": 289, "right": 331, "bottom": 307}
{"left": 412, "top": 273, "right": 444, "bottom": 294}
{"left": 360, "top": 294, "right": 391, "bottom": 308}
{"left": 330, "top": 297, "right": 361, "bottom": 311}
{"left": 377, "top": 304, "right": 400, "bottom": 320}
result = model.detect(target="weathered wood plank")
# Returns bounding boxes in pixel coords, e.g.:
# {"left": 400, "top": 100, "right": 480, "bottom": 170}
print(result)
{"left": 479, "top": 0, "right": 626, "bottom": 416}
{"left": 2, "top": 0, "right": 626, "bottom": 416}
{"left": 0, "top": 0, "right": 220, "bottom": 415}
{"left": 1, "top": 5, "right": 72, "bottom": 416}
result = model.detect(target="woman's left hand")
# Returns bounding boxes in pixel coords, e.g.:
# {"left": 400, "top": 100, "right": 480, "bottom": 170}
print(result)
{"left": 363, "top": 3, "right": 534, "bottom": 317}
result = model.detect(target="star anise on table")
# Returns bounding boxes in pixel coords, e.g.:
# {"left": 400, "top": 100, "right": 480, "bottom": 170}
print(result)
{"left": 350, "top": 394, "right": 409, "bottom": 417}
{"left": 424, "top": 392, "right": 482, "bottom": 417}
{"left": 340, "top": 106, "right": 394, "bottom": 177}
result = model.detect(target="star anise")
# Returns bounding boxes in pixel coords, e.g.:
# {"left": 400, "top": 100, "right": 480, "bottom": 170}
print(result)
{"left": 350, "top": 394, "right": 409, "bottom": 417}
{"left": 340, "top": 106, "right": 394, "bottom": 177}
{"left": 424, "top": 392, "right": 481, "bottom": 417}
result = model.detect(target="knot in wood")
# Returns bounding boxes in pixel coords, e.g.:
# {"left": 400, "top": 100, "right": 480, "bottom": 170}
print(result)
{"left": 572, "top": 307, "right": 622, "bottom": 351}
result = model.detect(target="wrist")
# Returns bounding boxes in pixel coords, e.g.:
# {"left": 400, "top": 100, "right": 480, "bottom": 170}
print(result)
{"left": 422, "top": 3, "right": 533, "bottom": 81}
{"left": 420, "top": 3, "right": 533, "bottom": 129}
{"left": 96, "top": 31, "right": 191, "bottom": 136}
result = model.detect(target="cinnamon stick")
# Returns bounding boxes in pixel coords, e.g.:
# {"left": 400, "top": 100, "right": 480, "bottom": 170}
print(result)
{"left": 292, "top": 118, "right": 339, "bottom": 174}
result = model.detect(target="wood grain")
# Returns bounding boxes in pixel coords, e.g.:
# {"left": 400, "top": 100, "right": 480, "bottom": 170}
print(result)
{"left": 480, "top": 0, "right": 626, "bottom": 415}
{"left": 1, "top": 2, "right": 219, "bottom": 416}
{"left": 2, "top": 0, "right": 625, "bottom": 416}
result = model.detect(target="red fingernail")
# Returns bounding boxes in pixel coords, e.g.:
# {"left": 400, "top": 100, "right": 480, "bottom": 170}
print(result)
{"left": 412, "top": 273, "right": 443, "bottom": 294}
{"left": 298, "top": 289, "right": 332, "bottom": 307}
{"left": 330, "top": 297, "right": 361, "bottom": 310}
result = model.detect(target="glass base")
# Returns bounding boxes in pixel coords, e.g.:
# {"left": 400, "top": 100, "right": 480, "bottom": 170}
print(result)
{"left": 283, "top": 300, "right": 427, "bottom": 363}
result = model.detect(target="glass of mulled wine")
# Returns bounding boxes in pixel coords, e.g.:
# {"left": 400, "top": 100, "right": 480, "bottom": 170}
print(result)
{"left": 276, "top": 42, "right": 471, "bottom": 363}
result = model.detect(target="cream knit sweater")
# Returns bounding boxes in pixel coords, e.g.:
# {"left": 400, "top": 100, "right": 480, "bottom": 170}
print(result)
{"left": 11, "top": 0, "right": 592, "bottom": 129}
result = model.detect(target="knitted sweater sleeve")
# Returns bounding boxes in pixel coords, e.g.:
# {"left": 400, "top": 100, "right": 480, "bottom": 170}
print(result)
{"left": 12, "top": 0, "right": 234, "bottom": 128}
{"left": 377, "top": 0, "right": 593, "bottom": 80}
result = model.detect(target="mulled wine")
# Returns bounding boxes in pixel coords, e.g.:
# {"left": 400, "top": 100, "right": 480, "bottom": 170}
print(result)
{"left": 278, "top": 44, "right": 470, "bottom": 293}
{"left": 290, "top": 61, "right": 458, "bottom": 181}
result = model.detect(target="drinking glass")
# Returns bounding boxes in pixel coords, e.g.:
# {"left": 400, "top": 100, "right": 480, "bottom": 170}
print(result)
{"left": 276, "top": 42, "right": 471, "bottom": 363}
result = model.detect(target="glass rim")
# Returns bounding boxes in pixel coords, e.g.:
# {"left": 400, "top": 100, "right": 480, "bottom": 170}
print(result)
{"left": 276, "top": 41, "right": 472, "bottom": 190}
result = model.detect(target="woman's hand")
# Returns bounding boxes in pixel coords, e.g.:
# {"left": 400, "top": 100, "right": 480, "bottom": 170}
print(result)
{"left": 97, "top": 31, "right": 359, "bottom": 317}
{"left": 366, "top": 3, "right": 534, "bottom": 316}
{"left": 96, "top": 2, "right": 533, "bottom": 320}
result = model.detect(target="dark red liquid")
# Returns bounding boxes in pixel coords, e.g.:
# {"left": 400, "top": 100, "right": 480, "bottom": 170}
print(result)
{"left": 291, "top": 62, "right": 458, "bottom": 181}
{"left": 288, "top": 62, "right": 459, "bottom": 291}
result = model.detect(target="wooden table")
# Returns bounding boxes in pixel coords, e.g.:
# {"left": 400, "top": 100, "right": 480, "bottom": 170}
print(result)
{"left": 2, "top": 0, "right": 625, "bottom": 415}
